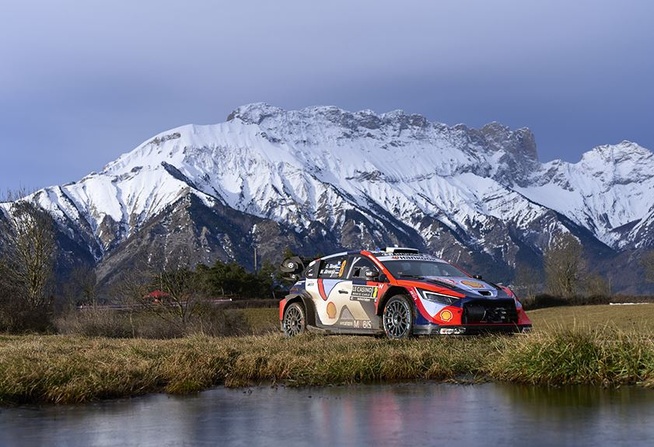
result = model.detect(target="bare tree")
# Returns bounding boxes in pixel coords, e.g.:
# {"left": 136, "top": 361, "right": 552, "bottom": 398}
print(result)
{"left": 62, "top": 265, "right": 98, "bottom": 307}
{"left": 1, "top": 188, "right": 32, "bottom": 203}
{"left": 512, "top": 262, "right": 544, "bottom": 300}
{"left": 105, "top": 259, "right": 207, "bottom": 336}
{"left": 146, "top": 268, "right": 204, "bottom": 333}
{"left": 641, "top": 250, "right": 654, "bottom": 283}
{"left": 544, "top": 233, "right": 585, "bottom": 297}
{"left": 9, "top": 201, "right": 56, "bottom": 307}
{"left": 0, "top": 200, "right": 57, "bottom": 330}
{"left": 583, "top": 273, "right": 611, "bottom": 296}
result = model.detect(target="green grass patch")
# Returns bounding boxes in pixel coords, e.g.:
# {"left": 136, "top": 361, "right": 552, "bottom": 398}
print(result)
{"left": 488, "top": 328, "right": 654, "bottom": 387}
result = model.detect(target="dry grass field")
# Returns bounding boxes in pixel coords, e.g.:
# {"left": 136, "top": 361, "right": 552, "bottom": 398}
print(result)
{"left": 527, "top": 303, "right": 654, "bottom": 334}
{"left": 1, "top": 304, "right": 653, "bottom": 405}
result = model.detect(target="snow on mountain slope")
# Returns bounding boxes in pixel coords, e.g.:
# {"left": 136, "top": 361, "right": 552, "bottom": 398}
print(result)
{"left": 517, "top": 141, "right": 654, "bottom": 248}
{"left": 7, "top": 103, "right": 654, "bottom": 263}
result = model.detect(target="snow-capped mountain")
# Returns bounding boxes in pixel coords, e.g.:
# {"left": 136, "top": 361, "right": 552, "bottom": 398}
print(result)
{"left": 2, "top": 103, "right": 653, "bottom": 292}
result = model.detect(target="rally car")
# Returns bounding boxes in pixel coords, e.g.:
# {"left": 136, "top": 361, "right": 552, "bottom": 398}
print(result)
{"left": 279, "top": 247, "right": 531, "bottom": 338}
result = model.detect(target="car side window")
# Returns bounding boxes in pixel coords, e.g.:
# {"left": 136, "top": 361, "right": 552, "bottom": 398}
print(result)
{"left": 304, "top": 261, "right": 318, "bottom": 279}
{"left": 347, "top": 257, "right": 378, "bottom": 280}
{"left": 318, "top": 256, "right": 347, "bottom": 279}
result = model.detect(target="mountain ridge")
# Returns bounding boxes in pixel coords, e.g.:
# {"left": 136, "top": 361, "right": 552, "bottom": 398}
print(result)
{"left": 2, "top": 103, "right": 653, "bottom": 293}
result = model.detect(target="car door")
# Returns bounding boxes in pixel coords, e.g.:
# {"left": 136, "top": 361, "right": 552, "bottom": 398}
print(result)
{"left": 305, "top": 255, "right": 348, "bottom": 328}
{"left": 343, "top": 255, "right": 383, "bottom": 331}
{"left": 306, "top": 254, "right": 375, "bottom": 331}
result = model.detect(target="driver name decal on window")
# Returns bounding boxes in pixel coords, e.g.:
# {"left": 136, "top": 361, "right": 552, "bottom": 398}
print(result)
{"left": 320, "top": 258, "right": 347, "bottom": 278}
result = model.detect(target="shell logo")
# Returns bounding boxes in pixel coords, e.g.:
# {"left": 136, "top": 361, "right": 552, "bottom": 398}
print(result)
{"left": 327, "top": 302, "right": 337, "bottom": 319}
{"left": 460, "top": 280, "right": 484, "bottom": 289}
{"left": 439, "top": 309, "right": 453, "bottom": 322}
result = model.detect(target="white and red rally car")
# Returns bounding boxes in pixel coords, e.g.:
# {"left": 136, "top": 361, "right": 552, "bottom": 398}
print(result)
{"left": 279, "top": 247, "right": 532, "bottom": 338}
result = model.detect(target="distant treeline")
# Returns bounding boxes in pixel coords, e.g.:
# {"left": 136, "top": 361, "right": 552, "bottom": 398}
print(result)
{"left": 522, "top": 294, "right": 654, "bottom": 310}
{"left": 122, "top": 259, "right": 289, "bottom": 306}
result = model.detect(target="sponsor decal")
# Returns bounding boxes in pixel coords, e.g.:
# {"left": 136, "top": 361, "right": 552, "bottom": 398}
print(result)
{"left": 350, "top": 285, "right": 379, "bottom": 301}
{"left": 337, "top": 306, "right": 354, "bottom": 325}
{"left": 320, "top": 258, "right": 346, "bottom": 278}
{"left": 439, "top": 309, "right": 453, "bottom": 322}
{"left": 378, "top": 254, "right": 439, "bottom": 262}
{"left": 327, "top": 302, "right": 336, "bottom": 319}
{"left": 435, "top": 277, "right": 456, "bottom": 285}
{"left": 460, "top": 280, "right": 485, "bottom": 289}
{"left": 352, "top": 319, "right": 373, "bottom": 329}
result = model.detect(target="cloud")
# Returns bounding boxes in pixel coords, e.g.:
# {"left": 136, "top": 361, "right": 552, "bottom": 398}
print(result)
{"left": 1, "top": 0, "right": 653, "bottom": 191}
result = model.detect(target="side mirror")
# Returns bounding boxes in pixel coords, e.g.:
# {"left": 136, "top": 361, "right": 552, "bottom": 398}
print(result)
{"left": 365, "top": 269, "right": 387, "bottom": 282}
{"left": 473, "top": 274, "right": 483, "bottom": 280}
{"left": 365, "top": 268, "right": 381, "bottom": 281}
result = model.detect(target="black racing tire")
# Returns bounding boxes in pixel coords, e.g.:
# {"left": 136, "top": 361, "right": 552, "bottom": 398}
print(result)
{"left": 282, "top": 302, "right": 306, "bottom": 337}
{"left": 382, "top": 295, "right": 414, "bottom": 339}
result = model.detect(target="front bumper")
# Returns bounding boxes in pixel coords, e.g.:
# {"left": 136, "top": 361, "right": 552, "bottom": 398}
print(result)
{"left": 413, "top": 323, "right": 532, "bottom": 335}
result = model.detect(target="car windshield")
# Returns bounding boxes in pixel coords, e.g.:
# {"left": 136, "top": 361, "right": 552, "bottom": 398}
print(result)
{"left": 383, "top": 260, "right": 468, "bottom": 278}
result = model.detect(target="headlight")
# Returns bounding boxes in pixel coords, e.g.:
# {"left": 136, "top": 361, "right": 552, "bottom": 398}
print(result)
{"left": 418, "top": 290, "right": 457, "bottom": 305}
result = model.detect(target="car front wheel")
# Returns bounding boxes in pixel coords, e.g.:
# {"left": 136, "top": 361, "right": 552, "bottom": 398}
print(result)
{"left": 282, "top": 302, "right": 306, "bottom": 337}
{"left": 382, "top": 295, "right": 414, "bottom": 339}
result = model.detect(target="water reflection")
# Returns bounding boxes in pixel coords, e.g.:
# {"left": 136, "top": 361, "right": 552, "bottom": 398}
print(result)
{"left": 1, "top": 383, "right": 653, "bottom": 446}
{"left": 497, "top": 384, "right": 654, "bottom": 446}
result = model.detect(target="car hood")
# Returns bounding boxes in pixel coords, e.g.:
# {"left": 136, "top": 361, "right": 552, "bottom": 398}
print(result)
{"left": 420, "top": 276, "right": 500, "bottom": 297}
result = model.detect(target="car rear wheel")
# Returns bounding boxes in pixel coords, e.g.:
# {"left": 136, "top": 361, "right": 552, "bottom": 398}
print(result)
{"left": 382, "top": 295, "right": 414, "bottom": 339}
{"left": 282, "top": 302, "right": 306, "bottom": 337}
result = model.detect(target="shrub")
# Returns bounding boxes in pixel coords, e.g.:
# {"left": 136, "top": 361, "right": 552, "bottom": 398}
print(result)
{"left": 54, "top": 305, "right": 267, "bottom": 339}
{"left": 55, "top": 308, "right": 135, "bottom": 338}
{"left": 522, "top": 294, "right": 570, "bottom": 310}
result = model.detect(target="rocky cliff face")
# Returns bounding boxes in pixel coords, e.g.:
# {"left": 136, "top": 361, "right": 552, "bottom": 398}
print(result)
{"left": 2, "top": 103, "right": 653, "bottom": 293}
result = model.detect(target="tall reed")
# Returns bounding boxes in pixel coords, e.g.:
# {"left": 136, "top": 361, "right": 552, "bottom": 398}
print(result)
{"left": 488, "top": 326, "right": 654, "bottom": 387}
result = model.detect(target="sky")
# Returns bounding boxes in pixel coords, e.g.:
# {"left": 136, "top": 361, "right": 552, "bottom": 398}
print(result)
{"left": 2, "top": 0, "right": 653, "bottom": 195}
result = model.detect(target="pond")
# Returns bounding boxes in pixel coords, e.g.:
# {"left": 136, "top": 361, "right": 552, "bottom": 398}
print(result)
{"left": 1, "top": 383, "right": 653, "bottom": 446}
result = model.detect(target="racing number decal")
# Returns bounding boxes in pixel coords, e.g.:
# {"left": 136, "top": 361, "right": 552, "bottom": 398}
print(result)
{"left": 338, "top": 260, "right": 347, "bottom": 277}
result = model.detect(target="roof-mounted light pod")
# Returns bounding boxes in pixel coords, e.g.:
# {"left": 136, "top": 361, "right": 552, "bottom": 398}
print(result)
{"left": 384, "top": 247, "right": 419, "bottom": 254}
